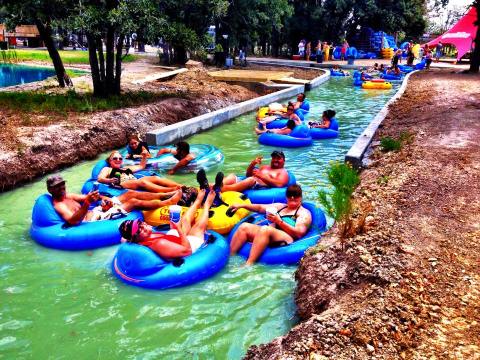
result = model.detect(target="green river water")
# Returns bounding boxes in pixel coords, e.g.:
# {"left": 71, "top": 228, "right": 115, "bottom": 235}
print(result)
{"left": 0, "top": 76, "right": 398, "bottom": 359}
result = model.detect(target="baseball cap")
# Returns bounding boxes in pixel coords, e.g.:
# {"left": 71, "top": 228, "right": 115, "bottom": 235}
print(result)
{"left": 271, "top": 150, "right": 285, "bottom": 159}
{"left": 46, "top": 174, "right": 65, "bottom": 188}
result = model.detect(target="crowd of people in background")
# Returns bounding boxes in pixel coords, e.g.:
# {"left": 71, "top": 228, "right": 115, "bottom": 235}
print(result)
{"left": 297, "top": 39, "right": 345, "bottom": 62}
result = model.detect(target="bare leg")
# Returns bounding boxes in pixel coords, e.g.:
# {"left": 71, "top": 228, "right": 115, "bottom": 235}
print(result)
{"left": 121, "top": 190, "right": 182, "bottom": 212}
{"left": 188, "top": 190, "right": 216, "bottom": 238}
{"left": 122, "top": 178, "right": 178, "bottom": 193}
{"left": 246, "top": 227, "right": 293, "bottom": 265}
{"left": 142, "top": 176, "right": 182, "bottom": 188}
{"left": 117, "top": 190, "right": 177, "bottom": 202}
{"left": 222, "top": 177, "right": 256, "bottom": 192}
{"left": 178, "top": 189, "right": 205, "bottom": 235}
{"left": 223, "top": 174, "right": 238, "bottom": 186}
{"left": 230, "top": 223, "right": 258, "bottom": 255}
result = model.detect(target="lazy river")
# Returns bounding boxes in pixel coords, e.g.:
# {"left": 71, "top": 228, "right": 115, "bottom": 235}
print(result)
{"left": 0, "top": 75, "right": 398, "bottom": 358}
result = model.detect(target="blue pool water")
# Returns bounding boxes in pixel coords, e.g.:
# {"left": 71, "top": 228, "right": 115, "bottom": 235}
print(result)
{"left": 0, "top": 64, "right": 56, "bottom": 88}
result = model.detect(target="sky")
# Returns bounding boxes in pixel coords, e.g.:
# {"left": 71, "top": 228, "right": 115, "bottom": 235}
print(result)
{"left": 428, "top": 0, "right": 472, "bottom": 31}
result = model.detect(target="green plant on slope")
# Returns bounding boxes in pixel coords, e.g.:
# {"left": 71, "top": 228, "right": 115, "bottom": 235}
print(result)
{"left": 318, "top": 161, "right": 360, "bottom": 250}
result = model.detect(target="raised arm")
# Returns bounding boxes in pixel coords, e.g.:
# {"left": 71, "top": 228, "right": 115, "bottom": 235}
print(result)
{"left": 246, "top": 156, "right": 263, "bottom": 177}
{"left": 168, "top": 154, "right": 194, "bottom": 175}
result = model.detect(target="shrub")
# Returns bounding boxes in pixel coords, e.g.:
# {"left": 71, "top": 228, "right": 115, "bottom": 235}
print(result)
{"left": 380, "top": 131, "right": 414, "bottom": 152}
{"left": 380, "top": 136, "right": 402, "bottom": 152}
{"left": 318, "top": 161, "right": 360, "bottom": 249}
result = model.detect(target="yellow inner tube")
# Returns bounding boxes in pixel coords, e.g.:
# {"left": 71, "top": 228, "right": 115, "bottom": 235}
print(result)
{"left": 257, "top": 106, "right": 287, "bottom": 120}
{"left": 143, "top": 191, "right": 251, "bottom": 235}
{"left": 362, "top": 81, "right": 393, "bottom": 90}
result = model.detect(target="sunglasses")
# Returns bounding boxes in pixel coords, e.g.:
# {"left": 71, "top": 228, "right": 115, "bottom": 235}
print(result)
{"left": 111, "top": 157, "right": 123, "bottom": 161}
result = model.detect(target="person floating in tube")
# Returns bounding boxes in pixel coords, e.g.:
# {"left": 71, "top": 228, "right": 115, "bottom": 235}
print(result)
{"left": 156, "top": 141, "right": 195, "bottom": 175}
{"left": 308, "top": 109, "right": 336, "bottom": 129}
{"left": 119, "top": 189, "right": 216, "bottom": 259}
{"left": 228, "top": 184, "right": 312, "bottom": 265}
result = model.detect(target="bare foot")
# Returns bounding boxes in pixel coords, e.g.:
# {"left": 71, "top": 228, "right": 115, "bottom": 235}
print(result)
{"left": 165, "top": 190, "right": 182, "bottom": 205}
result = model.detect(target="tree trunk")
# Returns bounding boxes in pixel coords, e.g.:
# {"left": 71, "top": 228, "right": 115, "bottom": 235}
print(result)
{"left": 105, "top": 27, "right": 116, "bottom": 95}
{"left": 114, "top": 34, "right": 125, "bottom": 95}
{"left": 173, "top": 45, "right": 187, "bottom": 64}
{"left": 468, "top": 3, "right": 480, "bottom": 73}
{"left": 35, "top": 20, "right": 70, "bottom": 88}
{"left": 96, "top": 37, "right": 105, "bottom": 84}
{"left": 87, "top": 34, "right": 105, "bottom": 97}
{"left": 272, "top": 27, "right": 280, "bottom": 58}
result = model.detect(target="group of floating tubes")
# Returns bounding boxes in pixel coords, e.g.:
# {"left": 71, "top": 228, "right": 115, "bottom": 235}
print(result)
{"left": 256, "top": 101, "right": 339, "bottom": 148}
{"left": 30, "top": 96, "right": 335, "bottom": 289}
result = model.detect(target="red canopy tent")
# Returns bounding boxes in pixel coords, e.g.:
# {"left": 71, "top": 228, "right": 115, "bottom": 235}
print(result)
{"left": 427, "top": 6, "right": 478, "bottom": 60}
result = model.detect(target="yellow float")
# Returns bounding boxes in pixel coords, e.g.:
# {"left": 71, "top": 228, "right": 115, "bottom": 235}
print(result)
{"left": 143, "top": 191, "right": 251, "bottom": 235}
{"left": 257, "top": 105, "right": 287, "bottom": 120}
{"left": 362, "top": 81, "right": 392, "bottom": 90}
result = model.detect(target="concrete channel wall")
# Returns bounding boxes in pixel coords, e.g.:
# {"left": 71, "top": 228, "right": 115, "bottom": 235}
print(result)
{"left": 344, "top": 70, "right": 418, "bottom": 168}
{"left": 146, "top": 69, "right": 329, "bottom": 146}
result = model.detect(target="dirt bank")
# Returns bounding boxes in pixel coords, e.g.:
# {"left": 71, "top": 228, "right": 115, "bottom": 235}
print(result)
{"left": 245, "top": 69, "right": 480, "bottom": 359}
{"left": 0, "top": 62, "right": 262, "bottom": 191}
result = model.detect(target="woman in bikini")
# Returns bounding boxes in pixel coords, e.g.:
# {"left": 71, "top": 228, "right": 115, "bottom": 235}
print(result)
{"left": 228, "top": 184, "right": 312, "bottom": 265}
{"left": 119, "top": 190, "right": 216, "bottom": 259}
{"left": 97, "top": 151, "right": 182, "bottom": 193}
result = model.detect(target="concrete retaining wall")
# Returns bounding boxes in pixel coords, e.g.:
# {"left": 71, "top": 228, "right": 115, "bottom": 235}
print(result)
{"left": 146, "top": 84, "right": 304, "bottom": 146}
{"left": 344, "top": 70, "right": 418, "bottom": 168}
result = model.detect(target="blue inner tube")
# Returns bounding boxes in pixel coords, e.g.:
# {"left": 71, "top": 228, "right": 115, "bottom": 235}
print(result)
{"left": 243, "top": 170, "right": 297, "bottom": 204}
{"left": 310, "top": 118, "right": 339, "bottom": 139}
{"left": 381, "top": 73, "right": 403, "bottom": 81}
{"left": 121, "top": 144, "right": 224, "bottom": 173}
{"left": 112, "top": 230, "right": 229, "bottom": 289}
{"left": 398, "top": 64, "right": 414, "bottom": 73}
{"left": 227, "top": 202, "right": 327, "bottom": 265}
{"left": 330, "top": 70, "right": 349, "bottom": 77}
{"left": 30, "top": 194, "right": 143, "bottom": 250}
{"left": 258, "top": 125, "right": 313, "bottom": 148}
{"left": 300, "top": 99, "right": 310, "bottom": 112}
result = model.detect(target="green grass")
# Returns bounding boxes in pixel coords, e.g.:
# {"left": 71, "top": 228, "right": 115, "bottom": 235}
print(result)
{"left": 1, "top": 49, "right": 137, "bottom": 64}
{"left": 0, "top": 90, "right": 178, "bottom": 115}
{"left": 380, "top": 131, "right": 414, "bottom": 152}
{"left": 380, "top": 136, "right": 402, "bottom": 152}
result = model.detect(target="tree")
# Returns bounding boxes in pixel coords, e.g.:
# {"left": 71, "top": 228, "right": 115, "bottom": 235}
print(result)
{"left": 1, "top": 0, "right": 72, "bottom": 87}
{"left": 469, "top": 0, "right": 480, "bottom": 72}
{"left": 71, "top": 0, "right": 165, "bottom": 97}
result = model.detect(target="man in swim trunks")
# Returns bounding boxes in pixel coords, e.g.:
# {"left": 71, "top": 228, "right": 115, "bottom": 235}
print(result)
{"left": 119, "top": 189, "right": 216, "bottom": 259}
{"left": 46, "top": 174, "right": 182, "bottom": 225}
{"left": 228, "top": 185, "right": 311, "bottom": 265}
{"left": 258, "top": 104, "right": 302, "bottom": 128}
{"left": 220, "top": 150, "right": 289, "bottom": 192}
